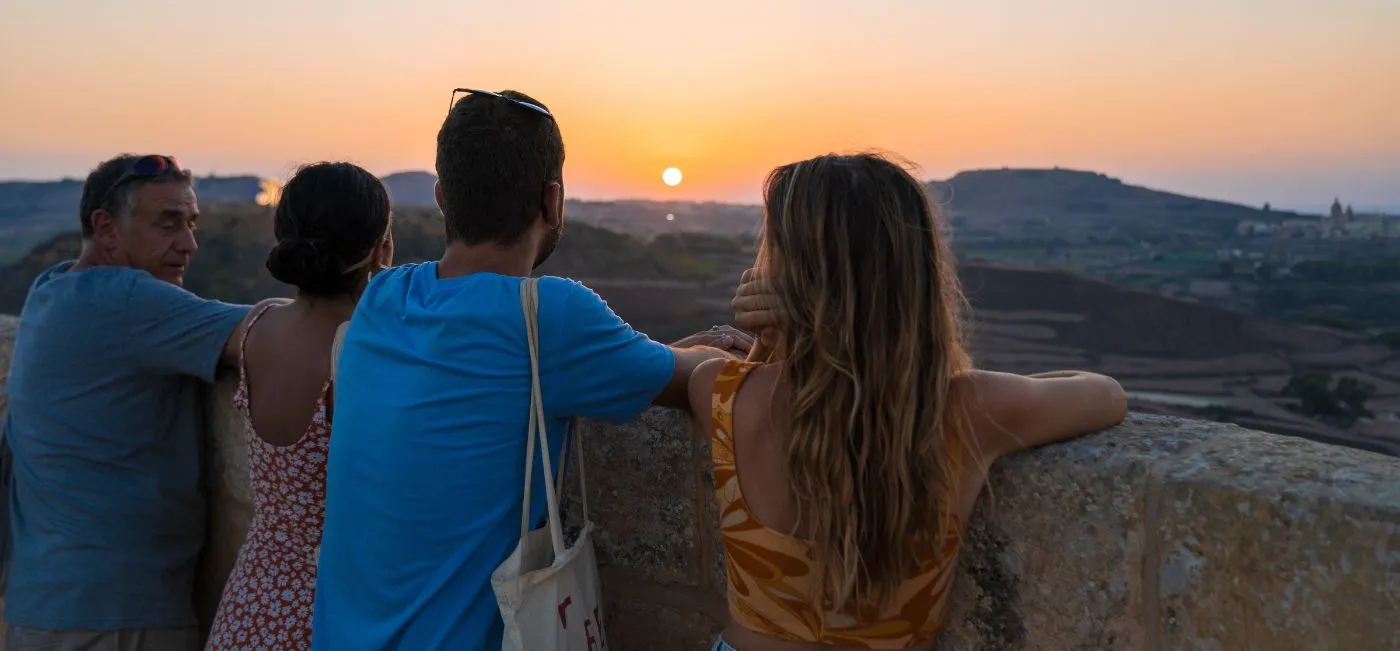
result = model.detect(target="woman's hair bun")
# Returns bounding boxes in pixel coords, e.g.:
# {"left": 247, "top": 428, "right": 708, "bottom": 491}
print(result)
{"left": 265, "top": 237, "right": 346, "bottom": 293}
{"left": 265, "top": 162, "right": 392, "bottom": 296}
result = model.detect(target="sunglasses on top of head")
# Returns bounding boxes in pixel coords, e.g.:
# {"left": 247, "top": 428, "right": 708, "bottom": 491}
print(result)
{"left": 449, "top": 88, "right": 554, "bottom": 119}
{"left": 97, "top": 154, "right": 186, "bottom": 209}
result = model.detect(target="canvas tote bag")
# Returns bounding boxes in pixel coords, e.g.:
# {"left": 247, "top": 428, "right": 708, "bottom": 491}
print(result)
{"left": 491, "top": 277, "right": 609, "bottom": 651}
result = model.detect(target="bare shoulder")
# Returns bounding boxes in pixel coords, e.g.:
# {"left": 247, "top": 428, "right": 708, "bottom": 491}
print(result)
{"left": 252, "top": 296, "right": 294, "bottom": 312}
{"left": 241, "top": 297, "right": 290, "bottom": 321}
{"left": 952, "top": 370, "right": 1027, "bottom": 416}
{"left": 236, "top": 298, "right": 295, "bottom": 345}
{"left": 686, "top": 356, "right": 731, "bottom": 415}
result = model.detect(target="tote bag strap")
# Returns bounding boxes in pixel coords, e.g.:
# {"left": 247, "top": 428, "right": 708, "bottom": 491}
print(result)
{"left": 330, "top": 321, "right": 350, "bottom": 404}
{"left": 519, "top": 278, "right": 565, "bottom": 557}
{"left": 518, "top": 279, "right": 593, "bottom": 556}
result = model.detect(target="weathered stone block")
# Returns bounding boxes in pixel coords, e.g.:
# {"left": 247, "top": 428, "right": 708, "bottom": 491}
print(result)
{"left": 599, "top": 570, "right": 726, "bottom": 651}
{"left": 194, "top": 372, "right": 253, "bottom": 632}
{"left": 0, "top": 314, "right": 15, "bottom": 638}
{"left": 938, "top": 414, "right": 1215, "bottom": 650}
{"left": 1153, "top": 427, "right": 1400, "bottom": 650}
{"left": 0, "top": 314, "right": 18, "bottom": 418}
{"left": 577, "top": 407, "right": 703, "bottom": 586}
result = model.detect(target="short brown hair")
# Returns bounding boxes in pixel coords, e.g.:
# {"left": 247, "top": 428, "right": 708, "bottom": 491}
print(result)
{"left": 435, "top": 90, "right": 564, "bottom": 245}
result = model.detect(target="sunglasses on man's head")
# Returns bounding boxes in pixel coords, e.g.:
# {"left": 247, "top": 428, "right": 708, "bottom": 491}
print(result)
{"left": 449, "top": 88, "right": 554, "bottom": 119}
{"left": 98, "top": 154, "right": 186, "bottom": 209}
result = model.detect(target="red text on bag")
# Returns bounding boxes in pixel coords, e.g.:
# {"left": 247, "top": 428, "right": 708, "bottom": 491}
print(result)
{"left": 557, "top": 596, "right": 607, "bottom": 650}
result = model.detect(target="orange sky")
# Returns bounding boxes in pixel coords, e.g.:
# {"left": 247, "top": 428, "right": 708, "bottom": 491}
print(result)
{"left": 1, "top": 0, "right": 1397, "bottom": 207}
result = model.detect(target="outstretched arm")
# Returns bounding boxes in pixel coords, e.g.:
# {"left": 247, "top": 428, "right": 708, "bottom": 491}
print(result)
{"left": 962, "top": 369, "right": 1127, "bottom": 468}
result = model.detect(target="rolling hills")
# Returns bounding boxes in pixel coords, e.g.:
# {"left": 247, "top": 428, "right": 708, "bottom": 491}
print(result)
{"left": 1, "top": 200, "right": 1394, "bottom": 455}
{"left": 0, "top": 167, "right": 1316, "bottom": 263}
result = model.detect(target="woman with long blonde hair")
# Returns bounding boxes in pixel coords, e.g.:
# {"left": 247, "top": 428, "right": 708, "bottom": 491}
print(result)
{"left": 694, "top": 152, "right": 1127, "bottom": 650}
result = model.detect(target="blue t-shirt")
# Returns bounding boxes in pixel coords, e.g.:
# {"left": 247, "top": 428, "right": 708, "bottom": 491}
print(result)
{"left": 3, "top": 261, "right": 248, "bottom": 630}
{"left": 312, "top": 264, "right": 674, "bottom": 651}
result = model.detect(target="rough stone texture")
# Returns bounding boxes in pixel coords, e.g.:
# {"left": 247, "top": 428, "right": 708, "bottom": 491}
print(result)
{"left": 564, "top": 410, "right": 1400, "bottom": 650}
{"left": 600, "top": 569, "right": 727, "bottom": 651}
{"left": 1152, "top": 428, "right": 1400, "bottom": 650}
{"left": 0, "top": 314, "right": 17, "bottom": 419}
{"left": 1, "top": 318, "right": 1397, "bottom": 649}
{"left": 194, "top": 372, "right": 253, "bottom": 633}
{"left": 0, "top": 314, "right": 15, "bottom": 636}
{"left": 575, "top": 408, "right": 702, "bottom": 587}
{"left": 933, "top": 413, "right": 1207, "bottom": 651}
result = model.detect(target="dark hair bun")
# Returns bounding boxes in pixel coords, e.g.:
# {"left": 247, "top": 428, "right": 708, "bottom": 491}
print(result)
{"left": 267, "top": 162, "right": 392, "bottom": 296}
{"left": 265, "top": 237, "right": 347, "bottom": 293}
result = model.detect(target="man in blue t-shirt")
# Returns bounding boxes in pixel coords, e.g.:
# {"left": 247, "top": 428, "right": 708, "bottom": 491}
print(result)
{"left": 2, "top": 155, "right": 250, "bottom": 650}
{"left": 311, "top": 90, "right": 753, "bottom": 650}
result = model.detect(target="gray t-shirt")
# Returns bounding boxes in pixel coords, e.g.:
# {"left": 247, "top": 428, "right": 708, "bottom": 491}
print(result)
{"left": 3, "top": 260, "right": 248, "bottom": 630}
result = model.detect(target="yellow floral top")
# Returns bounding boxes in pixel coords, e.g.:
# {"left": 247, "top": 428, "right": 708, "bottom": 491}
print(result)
{"left": 708, "top": 359, "right": 963, "bottom": 649}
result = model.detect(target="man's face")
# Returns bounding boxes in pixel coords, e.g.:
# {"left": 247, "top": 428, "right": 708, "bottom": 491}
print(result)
{"left": 112, "top": 181, "right": 200, "bottom": 285}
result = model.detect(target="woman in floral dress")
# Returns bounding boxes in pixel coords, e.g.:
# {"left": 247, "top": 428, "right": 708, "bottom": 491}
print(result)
{"left": 207, "top": 162, "right": 393, "bottom": 650}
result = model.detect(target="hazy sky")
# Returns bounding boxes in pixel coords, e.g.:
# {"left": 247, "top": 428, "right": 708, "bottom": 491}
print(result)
{"left": 1, "top": 0, "right": 1396, "bottom": 208}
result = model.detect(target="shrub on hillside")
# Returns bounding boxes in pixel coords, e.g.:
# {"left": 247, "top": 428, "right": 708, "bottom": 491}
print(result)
{"left": 1281, "top": 372, "right": 1375, "bottom": 429}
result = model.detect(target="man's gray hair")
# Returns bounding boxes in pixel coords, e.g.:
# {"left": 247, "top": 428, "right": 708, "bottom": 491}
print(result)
{"left": 78, "top": 154, "right": 194, "bottom": 238}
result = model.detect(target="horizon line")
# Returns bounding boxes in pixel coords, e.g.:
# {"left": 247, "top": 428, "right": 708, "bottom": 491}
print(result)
{"left": 2, "top": 167, "right": 1395, "bottom": 215}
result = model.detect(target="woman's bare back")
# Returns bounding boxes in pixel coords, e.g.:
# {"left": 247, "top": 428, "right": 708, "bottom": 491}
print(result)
{"left": 241, "top": 299, "right": 351, "bottom": 446}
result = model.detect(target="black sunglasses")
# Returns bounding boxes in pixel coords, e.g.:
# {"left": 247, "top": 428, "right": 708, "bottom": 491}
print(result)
{"left": 449, "top": 88, "right": 553, "bottom": 119}
{"left": 97, "top": 154, "right": 185, "bottom": 209}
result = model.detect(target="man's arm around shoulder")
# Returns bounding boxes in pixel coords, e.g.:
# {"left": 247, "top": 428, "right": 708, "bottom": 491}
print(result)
{"left": 123, "top": 273, "right": 257, "bottom": 381}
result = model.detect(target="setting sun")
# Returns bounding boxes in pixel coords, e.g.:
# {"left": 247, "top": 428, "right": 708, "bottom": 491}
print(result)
{"left": 662, "top": 167, "right": 683, "bottom": 187}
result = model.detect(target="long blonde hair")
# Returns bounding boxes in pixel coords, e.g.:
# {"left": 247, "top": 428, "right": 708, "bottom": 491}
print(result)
{"left": 760, "top": 152, "right": 972, "bottom": 613}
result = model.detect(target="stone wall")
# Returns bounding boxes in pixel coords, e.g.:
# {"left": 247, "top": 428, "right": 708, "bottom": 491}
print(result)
{"left": 0, "top": 314, "right": 16, "bottom": 637}
{"left": 559, "top": 408, "right": 1400, "bottom": 650}
{"left": 2, "top": 315, "right": 1399, "bottom": 648}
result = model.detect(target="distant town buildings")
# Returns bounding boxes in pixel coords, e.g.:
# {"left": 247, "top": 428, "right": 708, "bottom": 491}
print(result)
{"left": 1235, "top": 197, "right": 1397, "bottom": 240}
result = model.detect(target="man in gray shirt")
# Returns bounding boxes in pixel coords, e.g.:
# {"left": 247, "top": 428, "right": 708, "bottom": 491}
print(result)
{"left": 3, "top": 154, "right": 250, "bottom": 651}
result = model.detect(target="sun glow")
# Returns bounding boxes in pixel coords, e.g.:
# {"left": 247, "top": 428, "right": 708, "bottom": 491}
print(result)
{"left": 254, "top": 178, "right": 283, "bottom": 207}
{"left": 662, "top": 167, "right": 683, "bottom": 187}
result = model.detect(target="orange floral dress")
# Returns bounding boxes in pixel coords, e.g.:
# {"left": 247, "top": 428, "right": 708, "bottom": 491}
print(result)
{"left": 207, "top": 304, "right": 332, "bottom": 651}
{"left": 708, "top": 359, "right": 963, "bottom": 649}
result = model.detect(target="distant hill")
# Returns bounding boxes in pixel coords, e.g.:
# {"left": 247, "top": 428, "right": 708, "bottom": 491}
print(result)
{"left": 367, "top": 167, "right": 1314, "bottom": 241}
{"left": 3, "top": 207, "right": 1394, "bottom": 453}
{"left": 380, "top": 167, "right": 1314, "bottom": 239}
{"left": 932, "top": 167, "right": 1312, "bottom": 241}
{"left": 381, "top": 171, "right": 437, "bottom": 206}
{"left": 0, "top": 231, "right": 82, "bottom": 311}
{"left": 0, "top": 166, "right": 1323, "bottom": 256}
{"left": 0, "top": 204, "right": 753, "bottom": 314}
{"left": 0, "top": 204, "right": 1316, "bottom": 362}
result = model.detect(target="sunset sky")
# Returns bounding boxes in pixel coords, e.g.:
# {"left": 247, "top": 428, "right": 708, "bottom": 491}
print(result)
{"left": 1, "top": 0, "right": 1396, "bottom": 208}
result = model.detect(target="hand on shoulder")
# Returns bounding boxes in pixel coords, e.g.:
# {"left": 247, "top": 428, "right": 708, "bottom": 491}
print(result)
{"left": 671, "top": 325, "right": 752, "bottom": 357}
